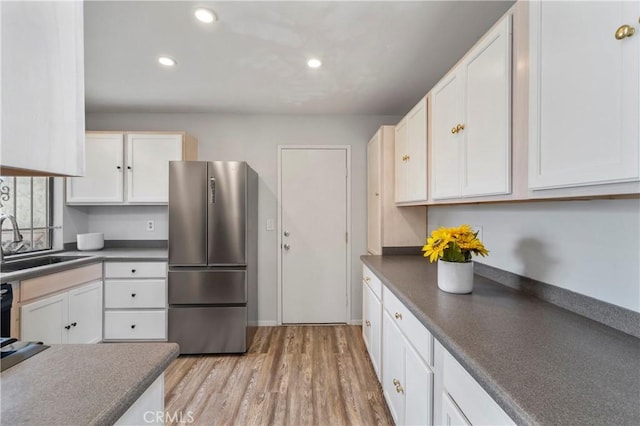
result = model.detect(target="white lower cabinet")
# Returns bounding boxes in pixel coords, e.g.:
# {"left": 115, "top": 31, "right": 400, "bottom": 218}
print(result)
{"left": 103, "top": 261, "right": 167, "bottom": 341}
{"left": 382, "top": 310, "right": 433, "bottom": 425}
{"left": 442, "top": 392, "right": 471, "bottom": 426}
{"left": 115, "top": 374, "right": 165, "bottom": 425}
{"left": 21, "top": 280, "right": 103, "bottom": 344}
{"left": 362, "top": 271, "right": 382, "bottom": 380}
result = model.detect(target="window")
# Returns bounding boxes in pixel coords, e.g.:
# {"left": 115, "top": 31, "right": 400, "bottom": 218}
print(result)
{"left": 0, "top": 177, "right": 53, "bottom": 255}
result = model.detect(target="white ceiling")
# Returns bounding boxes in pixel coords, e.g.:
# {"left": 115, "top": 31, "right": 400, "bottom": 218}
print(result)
{"left": 84, "top": 1, "right": 515, "bottom": 115}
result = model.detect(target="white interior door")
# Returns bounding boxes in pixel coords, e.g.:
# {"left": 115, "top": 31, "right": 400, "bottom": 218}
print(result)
{"left": 280, "top": 147, "right": 348, "bottom": 323}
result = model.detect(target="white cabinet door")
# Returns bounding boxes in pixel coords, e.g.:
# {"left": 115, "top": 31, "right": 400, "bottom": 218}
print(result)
{"left": 21, "top": 293, "right": 69, "bottom": 344}
{"left": 405, "top": 341, "right": 434, "bottom": 425}
{"left": 68, "top": 281, "right": 103, "bottom": 344}
{"left": 395, "top": 119, "right": 409, "bottom": 203}
{"left": 67, "top": 133, "right": 124, "bottom": 203}
{"left": 367, "top": 131, "right": 382, "bottom": 254}
{"left": 529, "top": 1, "right": 639, "bottom": 189}
{"left": 406, "top": 98, "right": 428, "bottom": 201}
{"left": 462, "top": 15, "right": 512, "bottom": 197}
{"left": 383, "top": 310, "right": 406, "bottom": 425}
{"left": 1, "top": 1, "right": 85, "bottom": 176}
{"left": 126, "top": 134, "right": 183, "bottom": 203}
{"left": 363, "top": 281, "right": 382, "bottom": 379}
{"left": 442, "top": 393, "right": 471, "bottom": 426}
{"left": 432, "top": 73, "right": 463, "bottom": 200}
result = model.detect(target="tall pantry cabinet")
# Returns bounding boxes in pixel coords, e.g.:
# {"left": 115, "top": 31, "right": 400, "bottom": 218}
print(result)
{"left": 367, "top": 126, "right": 426, "bottom": 255}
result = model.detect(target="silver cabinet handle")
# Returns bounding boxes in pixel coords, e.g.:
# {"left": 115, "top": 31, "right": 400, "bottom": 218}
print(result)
{"left": 210, "top": 178, "right": 216, "bottom": 204}
{"left": 283, "top": 244, "right": 290, "bottom": 250}
{"left": 284, "top": 231, "right": 290, "bottom": 237}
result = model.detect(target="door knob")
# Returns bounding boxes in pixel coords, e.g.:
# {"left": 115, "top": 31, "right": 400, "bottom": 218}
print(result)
{"left": 284, "top": 231, "right": 290, "bottom": 237}
{"left": 283, "top": 244, "right": 291, "bottom": 250}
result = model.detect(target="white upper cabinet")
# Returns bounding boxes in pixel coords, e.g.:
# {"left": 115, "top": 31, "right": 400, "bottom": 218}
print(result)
{"left": 67, "top": 132, "right": 197, "bottom": 205}
{"left": 529, "top": 1, "right": 639, "bottom": 190}
{"left": 432, "top": 15, "right": 512, "bottom": 200}
{"left": 0, "top": 0, "right": 85, "bottom": 176}
{"left": 126, "top": 134, "right": 183, "bottom": 203}
{"left": 395, "top": 97, "right": 428, "bottom": 203}
{"left": 67, "top": 134, "right": 124, "bottom": 203}
{"left": 367, "top": 132, "right": 382, "bottom": 254}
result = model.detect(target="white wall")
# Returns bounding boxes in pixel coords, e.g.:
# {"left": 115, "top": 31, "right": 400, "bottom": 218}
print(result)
{"left": 85, "top": 112, "right": 400, "bottom": 324}
{"left": 428, "top": 199, "right": 640, "bottom": 312}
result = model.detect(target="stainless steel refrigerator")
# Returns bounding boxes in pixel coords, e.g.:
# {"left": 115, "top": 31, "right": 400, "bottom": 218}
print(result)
{"left": 168, "top": 161, "right": 258, "bottom": 354}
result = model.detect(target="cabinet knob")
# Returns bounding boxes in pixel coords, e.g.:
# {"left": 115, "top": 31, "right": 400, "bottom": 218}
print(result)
{"left": 131, "top": 269, "right": 136, "bottom": 274}
{"left": 375, "top": 192, "right": 379, "bottom": 196}
{"left": 365, "top": 276, "right": 370, "bottom": 282}
{"left": 71, "top": 322, "right": 77, "bottom": 327}
{"left": 127, "top": 166, "right": 132, "bottom": 170}
{"left": 615, "top": 24, "right": 636, "bottom": 40}
{"left": 131, "top": 324, "right": 136, "bottom": 329}
{"left": 64, "top": 325, "right": 71, "bottom": 330}
{"left": 116, "top": 166, "right": 122, "bottom": 170}
{"left": 283, "top": 244, "right": 291, "bottom": 250}
{"left": 365, "top": 320, "right": 371, "bottom": 327}
{"left": 394, "top": 312, "right": 403, "bottom": 320}
{"left": 131, "top": 293, "right": 136, "bottom": 298}
{"left": 456, "top": 123, "right": 465, "bottom": 132}
{"left": 393, "top": 378, "right": 400, "bottom": 386}
{"left": 451, "top": 126, "right": 458, "bottom": 134}
{"left": 395, "top": 383, "right": 404, "bottom": 394}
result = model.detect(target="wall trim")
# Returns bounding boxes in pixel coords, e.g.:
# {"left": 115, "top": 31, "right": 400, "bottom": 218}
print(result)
{"left": 257, "top": 321, "right": 278, "bottom": 327}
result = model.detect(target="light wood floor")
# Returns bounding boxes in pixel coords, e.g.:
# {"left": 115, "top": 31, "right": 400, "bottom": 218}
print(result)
{"left": 164, "top": 325, "right": 393, "bottom": 426}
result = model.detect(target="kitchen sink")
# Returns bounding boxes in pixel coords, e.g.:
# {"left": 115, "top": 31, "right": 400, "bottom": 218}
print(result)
{"left": 0, "top": 255, "right": 88, "bottom": 273}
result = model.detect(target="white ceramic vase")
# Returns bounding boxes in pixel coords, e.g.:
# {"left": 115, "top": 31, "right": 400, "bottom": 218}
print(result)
{"left": 437, "top": 260, "right": 474, "bottom": 294}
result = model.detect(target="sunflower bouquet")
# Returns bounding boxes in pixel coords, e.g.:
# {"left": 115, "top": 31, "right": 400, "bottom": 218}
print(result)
{"left": 422, "top": 224, "right": 488, "bottom": 263}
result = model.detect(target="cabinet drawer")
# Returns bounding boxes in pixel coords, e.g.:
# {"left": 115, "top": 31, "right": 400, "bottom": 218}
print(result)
{"left": 383, "top": 285, "right": 432, "bottom": 366}
{"left": 105, "top": 280, "right": 166, "bottom": 309}
{"left": 104, "top": 310, "right": 166, "bottom": 340}
{"left": 105, "top": 262, "right": 166, "bottom": 278}
{"left": 444, "top": 351, "right": 515, "bottom": 425}
{"left": 362, "top": 265, "right": 382, "bottom": 299}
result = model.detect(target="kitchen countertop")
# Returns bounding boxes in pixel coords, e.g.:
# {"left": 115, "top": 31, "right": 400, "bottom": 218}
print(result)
{"left": 361, "top": 255, "right": 640, "bottom": 426}
{"left": 0, "top": 342, "right": 179, "bottom": 425}
{"left": 0, "top": 248, "right": 168, "bottom": 282}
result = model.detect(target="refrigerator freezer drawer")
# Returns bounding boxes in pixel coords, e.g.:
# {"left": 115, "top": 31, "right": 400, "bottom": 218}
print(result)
{"left": 168, "top": 306, "right": 247, "bottom": 354}
{"left": 168, "top": 269, "right": 246, "bottom": 304}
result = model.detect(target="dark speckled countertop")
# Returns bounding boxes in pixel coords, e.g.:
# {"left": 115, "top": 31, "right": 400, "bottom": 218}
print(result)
{"left": 0, "top": 343, "right": 179, "bottom": 425}
{"left": 361, "top": 255, "right": 640, "bottom": 426}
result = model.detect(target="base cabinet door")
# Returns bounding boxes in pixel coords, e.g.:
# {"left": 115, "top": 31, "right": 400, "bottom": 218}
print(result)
{"left": 383, "top": 310, "right": 406, "bottom": 424}
{"left": 21, "top": 293, "right": 68, "bottom": 344}
{"left": 363, "top": 281, "right": 382, "bottom": 379}
{"left": 442, "top": 392, "right": 471, "bottom": 426}
{"left": 405, "top": 342, "right": 434, "bottom": 425}
{"left": 68, "top": 280, "right": 103, "bottom": 344}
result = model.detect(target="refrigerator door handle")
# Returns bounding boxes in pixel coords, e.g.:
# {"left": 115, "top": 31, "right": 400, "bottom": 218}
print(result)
{"left": 210, "top": 177, "right": 216, "bottom": 204}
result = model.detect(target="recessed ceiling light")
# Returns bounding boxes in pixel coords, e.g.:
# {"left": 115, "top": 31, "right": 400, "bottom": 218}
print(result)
{"left": 194, "top": 8, "right": 216, "bottom": 23}
{"left": 307, "top": 58, "right": 322, "bottom": 69}
{"left": 158, "top": 56, "right": 177, "bottom": 67}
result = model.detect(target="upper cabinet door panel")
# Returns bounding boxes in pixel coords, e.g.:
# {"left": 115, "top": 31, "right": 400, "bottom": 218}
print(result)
{"left": 462, "top": 15, "right": 512, "bottom": 197}
{"left": 1, "top": 1, "right": 85, "bottom": 176}
{"left": 432, "top": 73, "right": 463, "bottom": 200}
{"left": 394, "top": 120, "right": 409, "bottom": 203}
{"left": 127, "top": 134, "right": 183, "bottom": 203}
{"left": 66, "top": 134, "right": 124, "bottom": 203}
{"left": 407, "top": 98, "right": 428, "bottom": 202}
{"left": 367, "top": 131, "right": 382, "bottom": 254}
{"left": 529, "top": 1, "right": 639, "bottom": 189}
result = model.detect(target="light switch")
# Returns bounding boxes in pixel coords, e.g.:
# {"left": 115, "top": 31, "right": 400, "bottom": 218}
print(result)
{"left": 266, "top": 218, "right": 275, "bottom": 231}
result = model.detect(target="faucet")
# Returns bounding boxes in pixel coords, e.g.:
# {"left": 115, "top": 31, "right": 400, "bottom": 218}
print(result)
{"left": 0, "top": 213, "right": 24, "bottom": 263}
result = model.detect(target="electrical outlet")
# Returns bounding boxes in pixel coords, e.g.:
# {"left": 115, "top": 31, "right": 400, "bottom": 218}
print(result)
{"left": 146, "top": 220, "right": 155, "bottom": 232}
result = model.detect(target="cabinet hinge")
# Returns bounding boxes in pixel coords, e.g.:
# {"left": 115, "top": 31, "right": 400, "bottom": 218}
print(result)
{"left": 345, "top": 232, "right": 348, "bottom": 243}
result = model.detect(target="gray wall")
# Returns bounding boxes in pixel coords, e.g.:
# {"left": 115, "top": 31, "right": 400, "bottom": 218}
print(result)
{"left": 85, "top": 112, "right": 400, "bottom": 324}
{"left": 429, "top": 199, "right": 640, "bottom": 312}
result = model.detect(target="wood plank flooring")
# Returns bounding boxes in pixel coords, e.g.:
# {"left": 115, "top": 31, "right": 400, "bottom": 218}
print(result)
{"left": 164, "top": 325, "right": 393, "bottom": 426}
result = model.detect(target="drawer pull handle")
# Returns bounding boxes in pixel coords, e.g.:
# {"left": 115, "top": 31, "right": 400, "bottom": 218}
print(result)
{"left": 395, "top": 383, "right": 404, "bottom": 394}
{"left": 393, "top": 378, "right": 399, "bottom": 386}
{"left": 64, "top": 325, "right": 71, "bottom": 330}
{"left": 131, "top": 324, "right": 136, "bottom": 329}
{"left": 365, "top": 276, "right": 370, "bottom": 282}
{"left": 71, "top": 322, "right": 77, "bottom": 327}
{"left": 131, "top": 293, "right": 137, "bottom": 298}
{"left": 365, "top": 320, "right": 371, "bottom": 327}
{"left": 131, "top": 269, "right": 137, "bottom": 274}
{"left": 394, "top": 312, "right": 403, "bottom": 320}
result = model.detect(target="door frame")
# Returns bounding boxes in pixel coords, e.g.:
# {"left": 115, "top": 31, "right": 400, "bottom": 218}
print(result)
{"left": 277, "top": 145, "right": 352, "bottom": 325}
